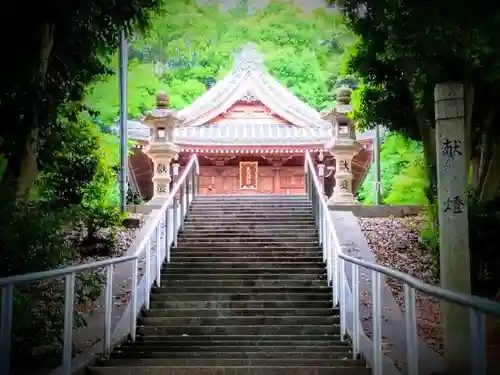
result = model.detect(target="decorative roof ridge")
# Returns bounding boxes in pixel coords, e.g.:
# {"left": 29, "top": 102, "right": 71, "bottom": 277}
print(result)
{"left": 177, "top": 43, "right": 331, "bottom": 129}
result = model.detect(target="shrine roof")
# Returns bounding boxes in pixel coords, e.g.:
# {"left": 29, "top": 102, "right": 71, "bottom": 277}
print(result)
{"left": 124, "top": 120, "right": 373, "bottom": 147}
{"left": 175, "top": 122, "right": 331, "bottom": 145}
{"left": 177, "top": 43, "right": 331, "bottom": 129}
{"left": 123, "top": 120, "right": 329, "bottom": 145}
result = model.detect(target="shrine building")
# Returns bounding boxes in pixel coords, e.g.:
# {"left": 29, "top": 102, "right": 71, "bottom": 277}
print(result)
{"left": 126, "top": 44, "right": 373, "bottom": 201}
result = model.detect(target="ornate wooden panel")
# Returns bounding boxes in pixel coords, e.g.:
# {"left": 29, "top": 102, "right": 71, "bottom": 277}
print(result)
{"left": 258, "top": 167, "right": 275, "bottom": 194}
{"left": 196, "top": 165, "right": 306, "bottom": 195}
{"left": 222, "top": 167, "right": 239, "bottom": 194}
{"left": 278, "top": 167, "right": 305, "bottom": 194}
{"left": 199, "top": 166, "right": 218, "bottom": 195}
{"left": 239, "top": 162, "right": 258, "bottom": 190}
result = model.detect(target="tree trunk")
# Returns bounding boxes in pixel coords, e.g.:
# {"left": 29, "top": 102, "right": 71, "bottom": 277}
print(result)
{"left": 16, "top": 22, "right": 55, "bottom": 199}
{"left": 479, "top": 141, "right": 500, "bottom": 201}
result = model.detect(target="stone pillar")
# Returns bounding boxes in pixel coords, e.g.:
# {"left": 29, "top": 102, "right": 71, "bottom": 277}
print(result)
{"left": 435, "top": 83, "right": 471, "bottom": 374}
{"left": 317, "top": 150, "right": 325, "bottom": 191}
{"left": 172, "top": 162, "right": 180, "bottom": 184}
{"left": 142, "top": 91, "right": 183, "bottom": 200}
{"left": 321, "top": 86, "right": 362, "bottom": 205}
{"left": 318, "top": 163, "right": 325, "bottom": 187}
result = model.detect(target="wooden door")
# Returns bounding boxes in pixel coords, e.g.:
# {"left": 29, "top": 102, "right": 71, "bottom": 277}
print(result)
{"left": 279, "top": 167, "right": 305, "bottom": 194}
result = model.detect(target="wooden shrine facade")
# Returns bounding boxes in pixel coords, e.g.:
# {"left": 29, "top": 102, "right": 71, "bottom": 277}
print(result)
{"left": 125, "top": 44, "right": 373, "bottom": 199}
{"left": 129, "top": 140, "right": 373, "bottom": 199}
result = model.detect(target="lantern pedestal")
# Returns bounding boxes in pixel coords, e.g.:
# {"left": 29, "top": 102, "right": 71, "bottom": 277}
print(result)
{"left": 145, "top": 143, "right": 180, "bottom": 198}
{"left": 325, "top": 138, "right": 362, "bottom": 205}
{"left": 142, "top": 91, "right": 183, "bottom": 200}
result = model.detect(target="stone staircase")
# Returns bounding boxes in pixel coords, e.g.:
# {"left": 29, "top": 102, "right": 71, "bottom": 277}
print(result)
{"left": 88, "top": 195, "right": 370, "bottom": 375}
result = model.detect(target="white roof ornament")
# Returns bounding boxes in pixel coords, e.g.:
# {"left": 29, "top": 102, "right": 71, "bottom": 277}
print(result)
{"left": 234, "top": 43, "right": 264, "bottom": 72}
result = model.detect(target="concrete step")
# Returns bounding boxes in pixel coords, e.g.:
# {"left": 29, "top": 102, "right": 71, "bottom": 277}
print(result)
{"left": 187, "top": 211, "right": 312, "bottom": 216}
{"left": 138, "top": 316, "right": 339, "bottom": 327}
{"left": 185, "top": 216, "right": 313, "bottom": 222}
{"left": 132, "top": 334, "right": 344, "bottom": 343}
{"left": 170, "top": 252, "right": 322, "bottom": 258}
{"left": 136, "top": 324, "right": 340, "bottom": 336}
{"left": 179, "top": 233, "right": 318, "bottom": 240}
{"left": 97, "top": 358, "right": 364, "bottom": 367}
{"left": 188, "top": 208, "right": 312, "bottom": 213}
{"left": 181, "top": 224, "right": 316, "bottom": 230}
{"left": 116, "top": 341, "right": 348, "bottom": 351}
{"left": 164, "top": 264, "right": 325, "bottom": 272}
{"left": 187, "top": 211, "right": 313, "bottom": 216}
{"left": 171, "top": 251, "right": 321, "bottom": 257}
{"left": 173, "top": 244, "right": 320, "bottom": 250}
{"left": 156, "top": 280, "right": 328, "bottom": 289}
{"left": 161, "top": 275, "right": 326, "bottom": 283}
{"left": 142, "top": 307, "right": 337, "bottom": 317}
{"left": 111, "top": 350, "right": 350, "bottom": 359}
{"left": 169, "top": 256, "right": 323, "bottom": 263}
{"left": 191, "top": 200, "right": 310, "bottom": 204}
{"left": 150, "top": 292, "right": 332, "bottom": 303}
{"left": 179, "top": 230, "right": 318, "bottom": 237}
{"left": 87, "top": 365, "right": 371, "bottom": 375}
{"left": 154, "top": 279, "right": 327, "bottom": 288}
{"left": 172, "top": 246, "right": 321, "bottom": 252}
{"left": 148, "top": 300, "right": 333, "bottom": 310}
{"left": 161, "top": 272, "right": 325, "bottom": 280}
{"left": 152, "top": 286, "right": 331, "bottom": 296}
{"left": 173, "top": 246, "right": 321, "bottom": 252}
{"left": 193, "top": 196, "right": 308, "bottom": 201}
{"left": 189, "top": 204, "right": 312, "bottom": 209}
{"left": 176, "top": 238, "right": 319, "bottom": 245}
{"left": 183, "top": 221, "right": 315, "bottom": 226}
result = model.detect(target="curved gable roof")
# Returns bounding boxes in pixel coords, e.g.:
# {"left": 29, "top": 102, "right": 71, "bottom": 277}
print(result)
{"left": 177, "top": 43, "right": 330, "bottom": 130}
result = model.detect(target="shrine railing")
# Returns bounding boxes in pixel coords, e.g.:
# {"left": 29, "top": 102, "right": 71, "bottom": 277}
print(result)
{"left": 303, "top": 151, "right": 500, "bottom": 375}
{"left": 0, "top": 154, "right": 200, "bottom": 375}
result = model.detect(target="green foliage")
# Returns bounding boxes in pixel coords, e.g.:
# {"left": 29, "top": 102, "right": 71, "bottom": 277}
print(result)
{"left": 1, "top": 0, "right": 162, "bottom": 198}
{"left": 358, "top": 132, "right": 429, "bottom": 205}
{"left": 86, "top": 0, "right": 357, "bottom": 119}
{"left": 419, "top": 200, "right": 440, "bottom": 265}
{"left": 0, "top": 198, "right": 105, "bottom": 369}
{"left": 338, "top": 0, "right": 500, "bottom": 201}
{"left": 78, "top": 130, "right": 124, "bottom": 249}
{"left": 0, "top": 0, "right": 162, "bottom": 369}
{"left": 338, "top": 0, "right": 500, "bottom": 298}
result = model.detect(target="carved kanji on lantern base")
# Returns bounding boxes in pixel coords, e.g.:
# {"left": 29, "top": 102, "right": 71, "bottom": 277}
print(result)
{"left": 142, "top": 91, "right": 183, "bottom": 199}
{"left": 322, "top": 86, "right": 362, "bottom": 205}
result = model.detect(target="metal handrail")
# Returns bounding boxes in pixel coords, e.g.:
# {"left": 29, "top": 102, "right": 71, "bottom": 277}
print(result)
{"left": 0, "top": 154, "right": 200, "bottom": 375}
{"left": 303, "top": 151, "right": 500, "bottom": 375}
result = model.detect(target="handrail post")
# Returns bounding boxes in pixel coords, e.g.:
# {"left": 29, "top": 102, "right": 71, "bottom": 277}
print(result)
{"left": 156, "top": 223, "right": 162, "bottom": 287}
{"left": 0, "top": 284, "right": 13, "bottom": 375}
{"left": 190, "top": 167, "right": 196, "bottom": 203}
{"left": 470, "top": 309, "right": 487, "bottom": 375}
{"left": 62, "top": 273, "right": 76, "bottom": 374}
{"left": 339, "top": 258, "right": 346, "bottom": 340}
{"left": 103, "top": 265, "right": 113, "bottom": 358}
{"left": 165, "top": 209, "right": 171, "bottom": 263}
{"left": 352, "top": 264, "right": 360, "bottom": 358}
{"left": 145, "top": 240, "right": 151, "bottom": 310}
{"left": 372, "top": 271, "right": 382, "bottom": 375}
{"left": 130, "top": 258, "right": 138, "bottom": 341}
{"left": 173, "top": 198, "right": 178, "bottom": 247}
{"left": 180, "top": 181, "right": 186, "bottom": 230}
{"left": 404, "top": 284, "right": 418, "bottom": 375}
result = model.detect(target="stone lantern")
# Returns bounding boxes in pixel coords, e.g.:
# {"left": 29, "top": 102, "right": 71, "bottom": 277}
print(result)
{"left": 142, "top": 91, "right": 183, "bottom": 200}
{"left": 321, "top": 86, "right": 362, "bottom": 205}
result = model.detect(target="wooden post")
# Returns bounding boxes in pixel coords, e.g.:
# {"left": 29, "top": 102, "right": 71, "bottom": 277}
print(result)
{"left": 435, "top": 83, "right": 471, "bottom": 374}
